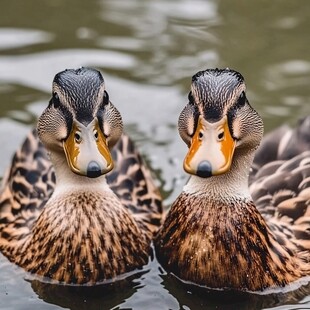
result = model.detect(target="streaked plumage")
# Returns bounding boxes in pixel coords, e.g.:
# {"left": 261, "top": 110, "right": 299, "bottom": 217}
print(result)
{"left": 155, "top": 68, "right": 310, "bottom": 291}
{"left": 0, "top": 67, "right": 162, "bottom": 284}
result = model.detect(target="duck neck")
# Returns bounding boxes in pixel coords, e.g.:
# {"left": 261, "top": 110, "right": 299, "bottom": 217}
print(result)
{"left": 184, "top": 147, "right": 254, "bottom": 199}
{"left": 49, "top": 150, "right": 109, "bottom": 192}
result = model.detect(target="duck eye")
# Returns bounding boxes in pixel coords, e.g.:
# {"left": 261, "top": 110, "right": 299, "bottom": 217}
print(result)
{"left": 188, "top": 91, "right": 194, "bottom": 104}
{"left": 218, "top": 131, "right": 224, "bottom": 141}
{"left": 74, "top": 132, "right": 82, "bottom": 143}
{"left": 103, "top": 90, "right": 109, "bottom": 105}
{"left": 53, "top": 92, "right": 61, "bottom": 108}
{"left": 198, "top": 131, "right": 203, "bottom": 139}
{"left": 94, "top": 130, "right": 99, "bottom": 141}
{"left": 236, "top": 91, "right": 246, "bottom": 108}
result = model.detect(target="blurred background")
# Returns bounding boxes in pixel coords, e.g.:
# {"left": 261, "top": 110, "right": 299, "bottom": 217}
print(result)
{"left": 0, "top": 0, "right": 309, "bottom": 309}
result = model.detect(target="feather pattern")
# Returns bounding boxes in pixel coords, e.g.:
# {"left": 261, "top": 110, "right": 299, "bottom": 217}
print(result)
{"left": 0, "top": 68, "right": 162, "bottom": 284}
{"left": 155, "top": 68, "right": 310, "bottom": 292}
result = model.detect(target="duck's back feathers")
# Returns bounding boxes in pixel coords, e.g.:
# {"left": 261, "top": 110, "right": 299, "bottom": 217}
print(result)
{"left": 252, "top": 116, "right": 310, "bottom": 172}
{"left": 250, "top": 116, "right": 310, "bottom": 253}
{"left": 107, "top": 134, "right": 162, "bottom": 238}
{"left": 250, "top": 151, "right": 310, "bottom": 252}
{"left": 0, "top": 129, "right": 54, "bottom": 246}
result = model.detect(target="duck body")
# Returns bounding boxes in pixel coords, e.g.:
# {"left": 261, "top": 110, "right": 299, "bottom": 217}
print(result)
{"left": 155, "top": 68, "right": 310, "bottom": 292}
{"left": 1, "top": 138, "right": 149, "bottom": 283}
{"left": 0, "top": 68, "right": 162, "bottom": 284}
{"left": 155, "top": 165, "right": 309, "bottom": 291}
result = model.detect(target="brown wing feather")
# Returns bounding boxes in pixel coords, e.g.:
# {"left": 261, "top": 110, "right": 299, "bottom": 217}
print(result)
{"left": 0, "top": 130, "right": 54, "bottom": 243}
{"left": 250, "top": 124, "right": 310, "bottom": 253}
{"left": 250, "top": 116, "right": 310, "bottom": 251}
{"left": 108, "top": 135, "right": 163, "bottom": 238}
{"left": 252, "top": 116, "right": 310, "bottom": 177}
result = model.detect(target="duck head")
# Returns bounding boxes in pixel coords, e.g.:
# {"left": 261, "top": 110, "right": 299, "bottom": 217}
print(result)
{"left": 178, "top": 68, "right": 264, "bottom": 178}
{"left": 37, "top": 67, "right": 123, "bottom": 178}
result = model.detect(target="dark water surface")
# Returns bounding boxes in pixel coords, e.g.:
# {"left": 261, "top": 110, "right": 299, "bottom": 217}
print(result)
{"left": 0, "top": 0, "right": 310, "bottom": 309}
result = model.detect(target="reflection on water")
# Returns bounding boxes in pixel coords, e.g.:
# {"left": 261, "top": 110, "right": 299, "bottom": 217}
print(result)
{"left": 2, "top": 248, "right": 310, "bottom": 310}
{"left": 0, "top": 28, "right": 53, "bottom": 50}
{"left": 0, "top": 0, "right": 309, "bottom": 309}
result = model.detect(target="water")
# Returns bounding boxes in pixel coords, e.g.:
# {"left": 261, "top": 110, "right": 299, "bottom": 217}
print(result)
{"left": 0, "top": 0, "right": 310, "bottom": 309}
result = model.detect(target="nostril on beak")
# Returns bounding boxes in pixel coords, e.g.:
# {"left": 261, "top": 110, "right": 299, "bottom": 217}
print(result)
{"left": 197, "top": 160, "right": 212, "bottom": 178}
{"left": 87, "top": 161, "right": 101, "bottom": 178}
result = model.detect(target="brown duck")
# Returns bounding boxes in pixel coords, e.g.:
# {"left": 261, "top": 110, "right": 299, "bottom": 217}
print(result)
{"left": 0, "top": 67, "right": 162, "bottom": 284}
{"left": 155, "top": 68, "right": 310, "bottom": 292}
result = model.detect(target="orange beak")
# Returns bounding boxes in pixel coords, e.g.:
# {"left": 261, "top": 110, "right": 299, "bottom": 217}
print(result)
{"left": 184, "top": 115, "right": 236, "bottom": 178}
{"left": 63, "top": 119, "right": 113, "bottom": 178}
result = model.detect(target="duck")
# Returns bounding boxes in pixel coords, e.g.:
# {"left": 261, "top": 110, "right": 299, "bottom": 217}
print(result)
{"left": 154, "top": 68, "right": 310, "bottom": 292}
{"left": 0, "top": 67, "right": 163, "bottom": 284}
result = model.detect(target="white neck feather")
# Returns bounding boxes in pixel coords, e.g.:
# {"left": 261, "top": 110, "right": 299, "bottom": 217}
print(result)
{"left": 183, "top": 148, "right": 254, "bottom": 200}
{"left": 49, "top": 151, "right": 111, "bottom": 195}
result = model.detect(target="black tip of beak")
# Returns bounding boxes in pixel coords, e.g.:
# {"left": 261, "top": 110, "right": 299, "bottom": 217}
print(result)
{"left": 87, "top": 161, "right": 102, "bottom": 178}
{"left": 197, "top": 161, "right": 212, "bottom": 178}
